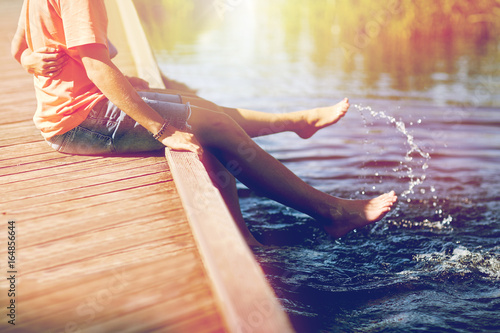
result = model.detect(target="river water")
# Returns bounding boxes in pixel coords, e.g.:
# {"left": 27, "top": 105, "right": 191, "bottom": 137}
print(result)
{"left": 143, "top": 1, "right": 500, "bottom": 331}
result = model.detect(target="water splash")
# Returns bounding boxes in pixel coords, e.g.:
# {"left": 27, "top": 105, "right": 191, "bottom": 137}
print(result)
{"left": 355, "top": 104, "right": 430, "bottom": 198}
{"left": 386, "top": 214, "right": 453, "bottom": 231}
{"left": 412, "top": 245, "right": 500, "bottom": 280}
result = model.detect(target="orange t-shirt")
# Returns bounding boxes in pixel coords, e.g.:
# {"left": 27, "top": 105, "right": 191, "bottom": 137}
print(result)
{"left": 20, "top": 0, "right": 109, "bottom": 139}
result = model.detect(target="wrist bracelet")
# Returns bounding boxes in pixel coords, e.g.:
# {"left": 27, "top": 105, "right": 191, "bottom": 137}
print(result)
{"left": 152, "top": 120, "right": 169, "bottom": 140}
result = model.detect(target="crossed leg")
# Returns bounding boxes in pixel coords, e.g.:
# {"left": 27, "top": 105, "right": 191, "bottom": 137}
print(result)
{"left": 180, "top": 94, "right": 350, "bottom": 139}
{"left": 148, "top": 88, "right": 397, "bottom": 243}
{"left": 148, "top": 87, "right": 349, "bottom": 139}
{"left": 186, "top": 103, "right": 397, "bottom": 243}
{"left": 203, "top": 151, "right": 262, "bottom": 246}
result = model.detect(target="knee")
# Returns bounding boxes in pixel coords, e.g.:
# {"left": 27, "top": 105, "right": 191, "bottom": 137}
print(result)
{"left": 196, "top": 112, "right": 244, "bottom": 146}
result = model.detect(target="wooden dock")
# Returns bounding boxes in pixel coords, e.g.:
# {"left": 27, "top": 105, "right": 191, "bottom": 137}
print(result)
{"left": 0, "top": 1, "right": 293, "bottom": 332}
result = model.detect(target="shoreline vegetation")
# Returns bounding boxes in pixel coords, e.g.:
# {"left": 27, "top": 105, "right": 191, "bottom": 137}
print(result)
{"left": 134, "top": 0, "right": 499, "bottom": 106}
{"left": 134, "top": 0, "right": 500, "bottom": 45}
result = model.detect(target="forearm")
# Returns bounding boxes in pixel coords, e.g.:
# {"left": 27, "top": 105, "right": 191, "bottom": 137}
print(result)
{"left": 20, "top": 49, "right": 37, "bottom": 74}
{"left": 80, "top": 45, "right": 200, "bottom": 154}
{"left": 11, "top": 26, "right": 28, "bottom": 64}
{"left": 11, "top": 24, "right": 47, "bottom": 76}
{"left": 84, "top": 55, "right": 165, "bottom": 135}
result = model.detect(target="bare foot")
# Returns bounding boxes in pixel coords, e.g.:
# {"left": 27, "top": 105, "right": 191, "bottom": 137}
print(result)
{"left": 324, "top": 191, "right": 398, "bottom": 238}
{"left": 294, "top": 98, "right": 350, "bottom": 139}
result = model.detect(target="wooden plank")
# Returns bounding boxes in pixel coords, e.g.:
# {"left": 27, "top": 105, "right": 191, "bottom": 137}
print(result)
{"left": 3, "top": 171, "right": 168, "bottom": 209}
{"left": 1, "top": 180, "right": 225, "bottom": 332}
{"left": 5, "top": 181, "right": 180, "bottom": 221}
{"left": 0, "top": 1, "right": 226, "bottom": 332}
{"left": 19, "top": 215, "right": 193, "bottom": 275}
{"left": 0, "top": 153, "right": 106, "bottom": 178}
{"left": 0, "top": 141, "right": 56, "bottom": 161}
{"left": 1, "top": 159, "right": 168, "bottom": 200}
{"left": 0, "top": 1, "right": 295, "bottom": 332}
{"left": 11, "top": 192, "right": 186, "bottom": 247}
{"left": 0, "top": 121, "right": 41, "bottom": 146}
{"left": 7, "top": 249, "right": 218, "bottom": 332}
{"left": 14, "top": 259, "right": 219, "bottom": 333}
{"left": 166, "top": 150, "right": 295, "bottom": 333}
{"left": 1, "top": 155, "right": 150, "bottom": 184}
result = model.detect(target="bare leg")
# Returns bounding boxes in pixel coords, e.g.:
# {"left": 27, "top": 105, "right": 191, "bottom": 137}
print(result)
{"left": 203, "top": 151, "right": 261, "bottom": 246}
{"left": 180, "top": 95, "right": 350, "bottom": 139}
{"left": 188, "top": 105, "right": 397, "bottom": 238}
{"left": 149, "top": 88, "right": 396, "bottom": 237}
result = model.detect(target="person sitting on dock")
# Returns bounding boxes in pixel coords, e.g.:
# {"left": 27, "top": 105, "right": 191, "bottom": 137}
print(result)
{"left": 11, "top": 0, "right": 397, "bottom": 246}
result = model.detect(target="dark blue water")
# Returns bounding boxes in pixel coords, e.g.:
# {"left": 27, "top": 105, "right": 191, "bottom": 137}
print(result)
{"left": 243, "top": 101, "right": 500, "bottom": 332}
{"left": 146, "top": 1, "right": 500, "bottom": 331}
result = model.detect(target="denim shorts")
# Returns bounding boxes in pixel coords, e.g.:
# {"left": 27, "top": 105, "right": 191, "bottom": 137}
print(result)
{"left": 46, "top": 91, "right": 192, "bottom": 155}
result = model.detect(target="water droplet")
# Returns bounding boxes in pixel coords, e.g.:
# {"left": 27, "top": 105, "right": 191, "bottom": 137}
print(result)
{"left": 420, "top": 188, "right": 426, "bottom": 194}
{"left": 355, "top": 104, "right": 430, "bottom": 201}
{"left": 431, "top": 186, "right": 436, "bottom": 193}
{"left": 442, "top": 215, "right": 453, "bottom": 225}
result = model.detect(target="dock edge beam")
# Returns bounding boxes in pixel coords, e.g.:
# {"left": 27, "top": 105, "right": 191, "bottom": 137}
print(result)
{"left": 166, "top": 150, "right": 294, "bottom": 333}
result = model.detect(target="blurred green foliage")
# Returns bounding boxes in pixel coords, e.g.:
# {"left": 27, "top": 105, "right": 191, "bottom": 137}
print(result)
{"left": 133, "top": 0, "right": 499, "bottom": 101}
{"left": 135, "top": 0, "right": 500, "bottom": 40}
{"left": 296, "top": 0, "right": 500, "bottom": 40}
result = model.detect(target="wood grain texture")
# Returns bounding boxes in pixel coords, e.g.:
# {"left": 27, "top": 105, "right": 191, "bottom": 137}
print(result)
{"left": 166, "top": 150, "right": 294, "bottom": 333}
{"left": 0, "top": 1, "right": 224, "bottom": 332}
{"left": 111, "top": 1, "right": 294, "bottom": 331}
{"left": 0, "top": 1, "right": 294, "bottom": 332}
